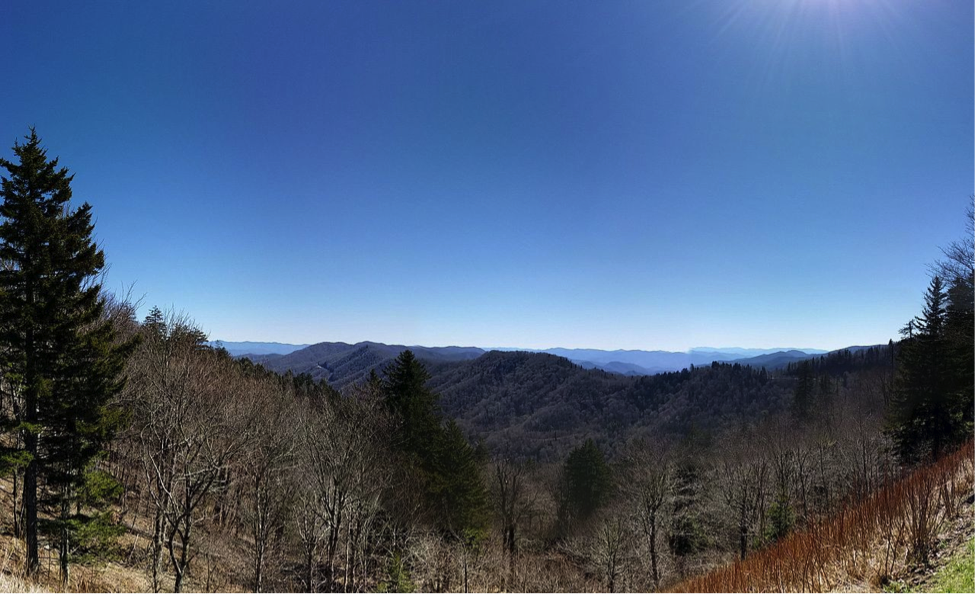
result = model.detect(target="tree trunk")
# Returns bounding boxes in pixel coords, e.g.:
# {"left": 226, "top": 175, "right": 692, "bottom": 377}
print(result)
{"left": 255, "top": 542, "right": 265, "bottom": 593}
{"left": 24, "top": 310, "right": 39, "bottom": 576}
{"left": 12, "top": 469, "right": 21, "bottom": 539}
{"left": 60, "top": 497, "right": 70, "bottom": 586}
{"left": 306, "top": 548, "right": 317, "bottom": 594}
{"left": 151, "top": 508, "right": 165, "bottom": 593}
{"left": 254, "top": 480, "right": 265, "bottom": 594}
{"left": 174, "top": 520, "right": 193, "bottom": 593}
{"left": 649, "top": 516, "right": 660, "bottom": 590}
{"left": 24, "top": 438, "right": 38, "bottom": 575}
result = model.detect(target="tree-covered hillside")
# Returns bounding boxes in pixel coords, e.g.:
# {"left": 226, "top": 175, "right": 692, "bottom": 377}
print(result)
{"left": 427, "top": 351, "right": 793, "bottom": 460}
{"left": 255, "top": 343, "right": 885, "bottom": 462}
{"left": 252, "top": 341, "right": 484, "bottom": 388}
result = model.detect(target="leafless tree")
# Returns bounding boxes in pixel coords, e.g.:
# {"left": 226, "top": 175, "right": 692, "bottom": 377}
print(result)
{"left": 241, "top": 382, "right": 299, "bottom": 592}
{"left": 588, "top": 513, "right": 634, "bottom": 593}
{"left": 126, "top": 311, "right": 259, "bottom": 592}
{"left": 491, "top": 454, "right": 539, "bottom": 589}
{"left": 296, "top": 392, "right": 393, "bottom": 592}
{"left": 933, "top": 203, "right": 974, "bottom": 284}
{"left": 621, "top": 440, "right": 672, "bottom": 590}
{"left": 716, "top": 435, "right": 769, "bottom": 561}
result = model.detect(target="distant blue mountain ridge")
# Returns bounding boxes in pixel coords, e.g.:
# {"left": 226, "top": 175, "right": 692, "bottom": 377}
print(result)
{"left": 211, "top": 340, "right": 836, "bottom": 378}
{"left": 207, "top": 341, "right": 309, "bottom": 356}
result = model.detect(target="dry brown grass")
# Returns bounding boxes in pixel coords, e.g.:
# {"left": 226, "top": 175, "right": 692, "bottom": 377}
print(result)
{"left": 673, "top": 441, "right": 975, "bottom": 593}
{"left": 1, "top": 473, "right": 248, "bottom": 594}
{"left": 0, "top": 572, "right": 47, "bottom": 593}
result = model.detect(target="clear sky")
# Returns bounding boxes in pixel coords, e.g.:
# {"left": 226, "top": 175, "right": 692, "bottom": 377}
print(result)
{"left": 1, "top": 0, "right": 971, "bottom": 351}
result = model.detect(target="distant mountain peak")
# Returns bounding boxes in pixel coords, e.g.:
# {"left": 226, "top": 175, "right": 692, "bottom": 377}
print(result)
{"left": 208, "top": 341, "right": 309, "bottom": 356}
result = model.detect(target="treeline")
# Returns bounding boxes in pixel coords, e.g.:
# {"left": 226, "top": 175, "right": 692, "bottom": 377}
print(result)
{"left": 786, "top": 343, "right": 895, "bottom": 377}
{"left": 885, "top": 251, "right": 974, "bottom": 463}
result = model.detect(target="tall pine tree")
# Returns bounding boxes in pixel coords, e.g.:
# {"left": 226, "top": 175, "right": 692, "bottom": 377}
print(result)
{"left": 382, "top": 350, "right": 488, "bottom": 535}
{"left": 558, "top": 438, "right": 612, "bottom": 535}
{"left": 383, "top": 349, "right": 442, "bottom": 465}
{"left": 0, "top": 130, "right": 129, "bottom": 578}
{"left": 885, "top": 276, "right": 956, "bottom": 463}
{"left": 945, "top": 284, "right": 974, "bottom": 433}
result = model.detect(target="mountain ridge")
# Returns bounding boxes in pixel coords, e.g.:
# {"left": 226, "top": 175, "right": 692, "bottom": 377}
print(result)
{"left": 242, "top": 340, "right": 849, "bottom": 388}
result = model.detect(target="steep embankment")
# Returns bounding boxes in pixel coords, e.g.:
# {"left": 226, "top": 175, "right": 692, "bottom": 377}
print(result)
{"left": 674, "top": 443, "right": 975, "bottom": 593}
{"left": 891, "top": 516, "right": 974, "bottom": 592}
{"left": 928, "top": 537, "right": 974, "bottom": 592}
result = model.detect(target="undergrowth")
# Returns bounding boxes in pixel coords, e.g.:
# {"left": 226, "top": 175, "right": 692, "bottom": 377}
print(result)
{"left": 673, "top": 442, "right": 975, "bottom": 593}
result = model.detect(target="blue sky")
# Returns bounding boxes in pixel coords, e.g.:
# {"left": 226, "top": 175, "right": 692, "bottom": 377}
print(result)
{"left": 1, "top": 0, "right": 970, "bottom": 350}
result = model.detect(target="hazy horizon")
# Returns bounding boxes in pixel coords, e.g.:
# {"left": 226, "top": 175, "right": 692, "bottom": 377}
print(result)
{"left": 209, "top": 337, "right": 838, "bottom": 355}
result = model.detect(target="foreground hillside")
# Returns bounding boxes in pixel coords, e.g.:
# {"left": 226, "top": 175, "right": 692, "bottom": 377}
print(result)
{"left": 674, "top": 443, "right": 974, "bottom": 593}
{"left": 0, "top": 329, "right": 914, "bottom": 593}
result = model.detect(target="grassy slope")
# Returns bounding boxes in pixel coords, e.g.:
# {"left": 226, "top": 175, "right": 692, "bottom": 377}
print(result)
{"left": 885, "top": 538, "right": 975, "bottom": 594}
{"left": 930, "top": 538, "right": 974, "bottom": 593}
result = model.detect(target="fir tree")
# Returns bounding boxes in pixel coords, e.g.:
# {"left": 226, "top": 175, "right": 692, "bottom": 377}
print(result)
{"left": 434, "top": 420, "right": 490, "bottom": 536}
{"left": 886, "top": 276, "right": 956, "bottom": 463}
{"left": 561, "top": 438, "right": 612, "bottom": 523}
{"left": 791, "top": 361, "right": 815, "bottom": 421}
{"left": 942, "top": 248, "right": 974, "bottom": 438}
{"left": 666, "top": 458, "right": 707, "bottom": 577}
{"left": 382, "top": 350, "right": 488, "bottom": 535}
{"left": 383, "top": 350, "right": 441, "bottom": 463}
{"left": 0, "top": 130, "right": 130, "bottom": 578}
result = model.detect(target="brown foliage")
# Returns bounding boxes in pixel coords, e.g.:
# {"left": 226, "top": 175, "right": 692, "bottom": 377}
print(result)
{"left": 673, "top": 441, "right": 974, "bottom": 592}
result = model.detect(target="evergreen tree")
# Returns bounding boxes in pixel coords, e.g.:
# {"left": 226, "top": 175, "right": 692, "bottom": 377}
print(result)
{"left": 0, "top": 130, "right": 130, "bottom": 578}
{"left": 666, "top": 458, "right": 707, "bottom": 576}
{"left": 561, "top": 438, "right": 612, "bottom": 523}
{"left": 945, "top": 273, "right": 975, "bottom": 424}
{"left": 383, "top": 350, "right": 441, "bottom": 463}
{"left": 764, "top": 490, "right": 794, "bottom": 544}
{"left": 791, "top": 361, "right": 815, "bottom": 421}
{"left": 434, "top": 420, "right": 490, "bottom": 536}
{"left": 382, "top": 350, "right": 488, "bottom": 535}
{"left": 886, "top": 276, "right": 957, "bottom": 463}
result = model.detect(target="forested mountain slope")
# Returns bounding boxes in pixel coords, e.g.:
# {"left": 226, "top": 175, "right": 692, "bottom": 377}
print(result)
{"left": 252, "top": 341, "right": 484, "bottom": 387}
{"left": 257, "top": 341, "right": 828, "bottom": 381}
{"left": 426, "top": 352, "right": 792, "bottom": 460}
{"left": 252, "top": 342, "right": 895, "bottom": 461}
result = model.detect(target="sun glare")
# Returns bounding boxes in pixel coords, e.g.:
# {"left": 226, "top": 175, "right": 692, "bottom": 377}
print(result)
{"left": 696, "top": 0, "right": 912, "bottom": 99}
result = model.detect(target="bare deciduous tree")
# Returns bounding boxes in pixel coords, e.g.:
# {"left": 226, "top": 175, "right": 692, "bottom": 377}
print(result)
{"left": 242, "top": 383, "right": 299, "bottom": 592}
{"left": 622, "top": 440, "right": 672, "bottom": 590}
{"left": 716, "top": 436, "right": 769, "bottom": 561}
{"left": 126, "top": 310, "right": 259, "bottom": 592}
{"left": 297, "top": 392, "right": 393, "bottom": 592}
